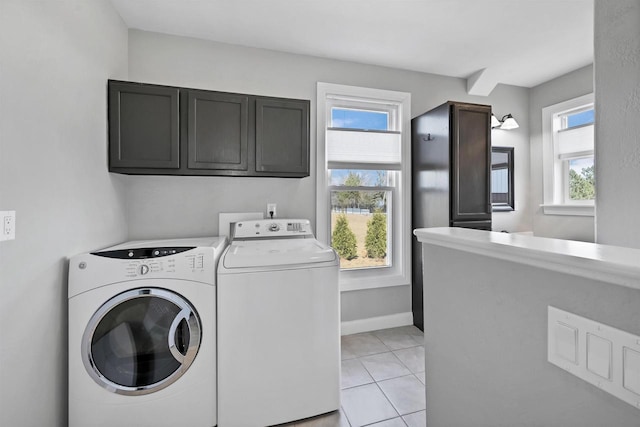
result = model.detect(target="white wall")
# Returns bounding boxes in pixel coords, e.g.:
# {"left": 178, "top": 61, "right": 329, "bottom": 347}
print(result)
{"left": 488, "top": 86, "right": 532, "bottom": 233}
{"left": 126, "top": 30, "right": 532, "bottom": 321}
{"left": 529, "top": 65, "right": 595, "bottom": 241}
{"left": 594, "top": 0, "right": 640, "bottom": 248}
{"left": 0, "top": 2, "right": 128, "bottom": 426}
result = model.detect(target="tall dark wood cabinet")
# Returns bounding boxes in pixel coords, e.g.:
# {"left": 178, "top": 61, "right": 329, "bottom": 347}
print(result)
{"left": 411, "top": 101, "right": 492, "bottom": 330}
{"left": 108, "top": 80, "right": 310, "bottom": 177}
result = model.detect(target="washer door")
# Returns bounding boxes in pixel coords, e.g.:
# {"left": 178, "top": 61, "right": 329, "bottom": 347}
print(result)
{"left": 82, "top": 288, "right": 201, "bottom": 395}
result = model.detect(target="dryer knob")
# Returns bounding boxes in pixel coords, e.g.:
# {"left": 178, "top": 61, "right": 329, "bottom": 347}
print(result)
{"left": 139, "top": 264, "right": 150, "bottom": 275}
{"left": 269, "top": 223, "right": 280, "bottom": 232}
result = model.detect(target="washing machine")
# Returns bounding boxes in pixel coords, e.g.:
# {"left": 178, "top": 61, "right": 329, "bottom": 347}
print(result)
{"left": 68, "top": 236, "right": 226, "bottom": 427}
{"left": 217, "top": 219, "right": 340, "bottom": 427}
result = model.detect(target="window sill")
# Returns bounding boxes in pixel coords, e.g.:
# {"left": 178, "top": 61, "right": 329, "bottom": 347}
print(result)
{"left": 541, "top": 204, "right": 594, "bottom": 217}
{"left": 339, "top": 269, "right": 409, "bottom": 292}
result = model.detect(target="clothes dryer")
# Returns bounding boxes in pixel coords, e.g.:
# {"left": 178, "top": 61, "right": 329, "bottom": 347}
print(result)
{"left": 68, "top": 237, "right": 226, "bottom": 427}
{"left": 217, "top": 219, "right": 340, "bottom": 427}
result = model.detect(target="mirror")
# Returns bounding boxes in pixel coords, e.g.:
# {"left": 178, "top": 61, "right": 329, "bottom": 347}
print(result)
{"left": 491, "top": 147, "right": 514, "bottom": 211}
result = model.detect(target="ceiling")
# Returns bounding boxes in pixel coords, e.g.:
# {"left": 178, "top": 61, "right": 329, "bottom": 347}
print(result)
{"left": 109, "top": 0, "right": 594, "bottom": 94}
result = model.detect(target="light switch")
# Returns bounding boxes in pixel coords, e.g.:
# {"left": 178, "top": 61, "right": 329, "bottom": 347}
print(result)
{"left": 555, "top": 322, "right": 578, "bottom": 364}
{"left": 623, "top": 347, "right": 640, "bottom": 396}
{"left": 548, "top": 306, "right": 640, "bottom": 410}
{"left": 587, "top": 333, "right": 612, "bottom": 380}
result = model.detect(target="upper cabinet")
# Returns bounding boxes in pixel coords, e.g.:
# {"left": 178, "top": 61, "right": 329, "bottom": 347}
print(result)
{"left": 411, "top": 101, "right": 492, "bottom": 227}
{"left": 186, "top": 89, "right": 249, "bottom": 172}
{"left": 449, "top": 102, "right": 492, "bottom": 223}
{"left": 255, "top": 98, "right": 309, "bottom": 176}
{"left": 108, "top": 80, "right": 310, "bottom": 178}
{"left": 109, "top": 82, "right": 180, "bottom": 170}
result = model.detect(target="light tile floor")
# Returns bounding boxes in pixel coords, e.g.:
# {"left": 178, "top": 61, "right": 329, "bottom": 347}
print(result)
{"left": 283, "top": 325, "right": 426, "bottom": 427}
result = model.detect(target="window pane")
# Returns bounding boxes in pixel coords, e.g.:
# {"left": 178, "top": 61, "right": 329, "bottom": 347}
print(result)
{"left": 491, "top": 168, "right": 509, "bottom": 203}
{"left": 330, "top": 190, "right": 390, "bottom": 270}
{"left": 568, "top": 157, "right": 595, "bottom": 201}
{"left": 566, "top": 109, "right": 594, "bottom": 129}
{"left": 329, "top": 169, "right": 391, "bottom": 187}
{"left": 331, "top": 108, "right": 388, "bottom": 131}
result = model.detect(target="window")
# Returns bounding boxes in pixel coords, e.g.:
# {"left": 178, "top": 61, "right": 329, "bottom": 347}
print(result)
{"left": 317, "top": 83, "right": 411, "bottom": 291}
{"left": 542, "top": 93, "right": 595, "bottom": 216}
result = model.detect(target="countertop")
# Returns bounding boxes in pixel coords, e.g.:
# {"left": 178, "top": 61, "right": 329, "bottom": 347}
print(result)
{"left": 414, "top": 227, "right": 640, "bottom": 291}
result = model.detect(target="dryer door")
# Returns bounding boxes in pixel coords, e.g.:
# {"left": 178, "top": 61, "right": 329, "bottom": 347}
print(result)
{"left": 82, "top": 287, "right": 201, "bottom": 395}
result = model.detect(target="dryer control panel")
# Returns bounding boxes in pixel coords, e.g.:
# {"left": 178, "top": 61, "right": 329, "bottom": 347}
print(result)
{"left": 89, "top": 247, "right": 208, "bottom": 278}
{"left": 231, "top": 219, "right": 313, "bottom": 240}
{"left": 92, "top": 247, "right": 194, "bottom": 259}
{"left": 123, "top": 258, "right": 175, "bottom": 278}
{"left": 68, "top": 237, "right": 226, "bottom": 299}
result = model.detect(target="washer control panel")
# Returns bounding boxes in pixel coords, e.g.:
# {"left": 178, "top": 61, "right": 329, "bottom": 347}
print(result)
{"left": 231, "top": 219, "right": 313, "bottom": 240}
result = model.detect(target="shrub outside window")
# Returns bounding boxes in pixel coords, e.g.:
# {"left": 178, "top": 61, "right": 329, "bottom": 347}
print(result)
{"left": 329, "top": 169, "right": 393, "bottom": 269}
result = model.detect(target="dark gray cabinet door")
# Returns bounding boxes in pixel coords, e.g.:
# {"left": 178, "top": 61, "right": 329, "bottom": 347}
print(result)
{"left": 450, "top": 103, "right": 492, "bottom": 222}
{"left": 255, "top": 98, "right": 309, "bottom": 176}
{"left": 109, "top": 81, "right": 180, "bottom": 169}
{"left": 187, "top": 90, "right": 249, "bottom": 171}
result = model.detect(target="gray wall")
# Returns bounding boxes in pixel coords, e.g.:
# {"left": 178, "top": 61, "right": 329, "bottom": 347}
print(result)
{"left": 0, "top": 7, "right": 537, "bottom": 424}
{"left": 529, "top": 65, "right": 595, "bottom": 241}
{"left": 0, "top": 1, "right": 128, "bottom": 426}
{"left": 341, "top": 286, "right": 412, "bottom": 323}
{"left": 423, "top": 244, "right": 640, "bottom": 427}
{"left": 126, "top": 30, "right": 532, "bottom": 321}
{"left": 594, "top": 0, "right": 640, "bottom": 248}
{"left": 127, "top": 31, "right": 532, "bottom": 239}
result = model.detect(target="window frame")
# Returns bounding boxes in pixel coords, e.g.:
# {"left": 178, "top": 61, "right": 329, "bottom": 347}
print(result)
{"left": 317, "top": 82, "right": 411, "bottom": 292}
{"left": 541, "top": 93, "right": 595, "bottom": 217}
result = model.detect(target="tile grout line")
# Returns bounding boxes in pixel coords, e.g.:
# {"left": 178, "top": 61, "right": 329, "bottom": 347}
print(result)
{"left": 340, "top": 405, "right": 353, "bottom": 427}
{"left": 340, "top": 327, "right": 425, "bottom": 427}
{"left": 374, "top": 380, "right": 402, "bottom": 420}
{"left": 360, "top": 415, "right": 408, "bottom": 427}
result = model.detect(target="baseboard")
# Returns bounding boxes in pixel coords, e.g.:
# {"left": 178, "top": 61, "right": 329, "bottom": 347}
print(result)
{"left": 340, "top": 312, "right": 413, "bottom": 336}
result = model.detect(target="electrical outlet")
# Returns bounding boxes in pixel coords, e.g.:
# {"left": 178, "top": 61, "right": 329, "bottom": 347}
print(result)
{"left": 267, "top": 203, "right": 277, "bottom": 219}
{"left": 0, "top": 210, "right": 15, "bottom": 241}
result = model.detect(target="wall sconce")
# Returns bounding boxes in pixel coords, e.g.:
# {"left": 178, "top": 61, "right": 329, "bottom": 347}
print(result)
{"left": 492, "top": 114, "right": 519, "bottom": 130}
